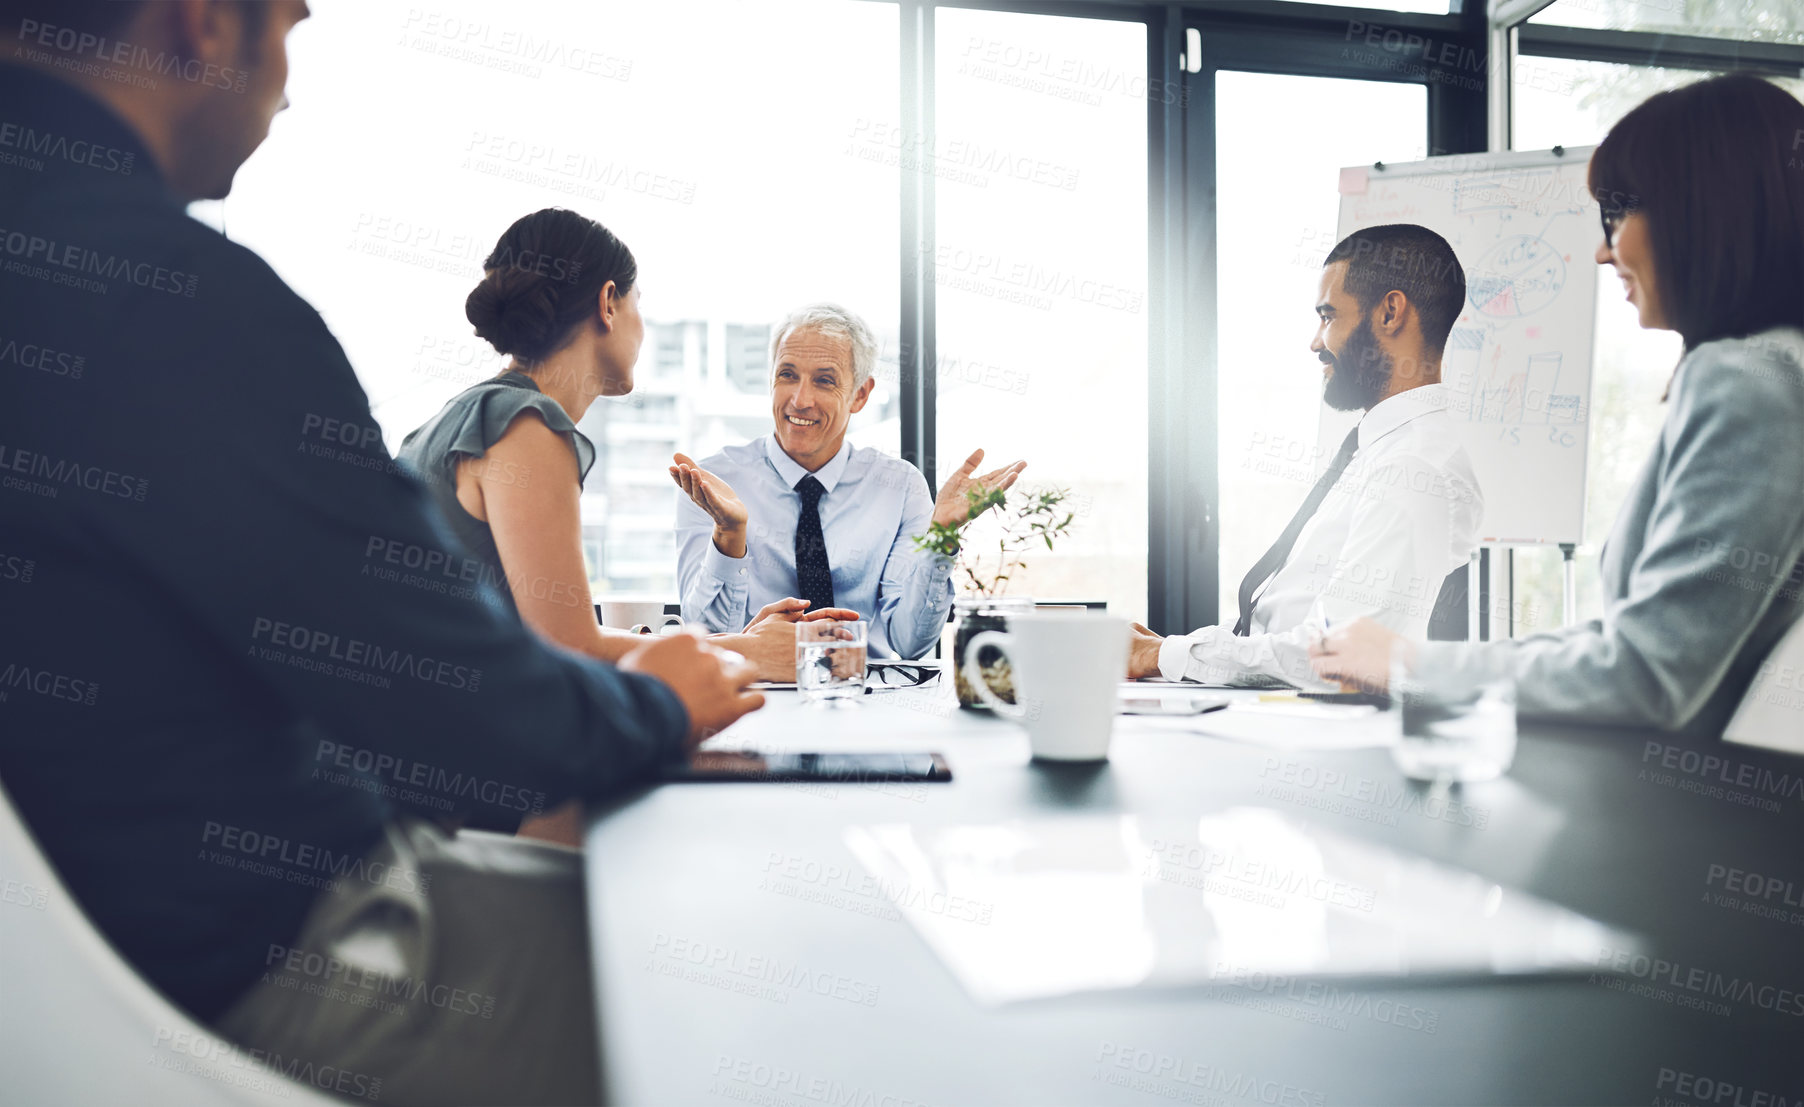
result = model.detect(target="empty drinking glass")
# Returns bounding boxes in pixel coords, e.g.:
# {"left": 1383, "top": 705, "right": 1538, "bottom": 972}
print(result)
{"left": 797, "top": 619, "right": 867, "bottom": 705}
{"left": 1389, "top": 641, "right": 1517, "bottom": 783}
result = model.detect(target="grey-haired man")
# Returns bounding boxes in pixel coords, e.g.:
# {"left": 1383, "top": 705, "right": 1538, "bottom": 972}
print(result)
{"left": 671, "top": 303, "right": 1024, "bottom": 658}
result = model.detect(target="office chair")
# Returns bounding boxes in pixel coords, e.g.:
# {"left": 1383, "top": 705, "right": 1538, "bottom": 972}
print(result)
{"left": 0, "top": 778, "right": 343, "bottom": 1106}
{"left": 1724, "top": 612, "right": 1804, "bottom": 754}
{"left": 1426, "top": 567, "right": 1469, "bottom": 642}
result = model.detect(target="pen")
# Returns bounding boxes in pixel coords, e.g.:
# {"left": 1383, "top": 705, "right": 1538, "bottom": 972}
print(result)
{"left": 1308, "top": 610, "right": 1331, "bottom": 653}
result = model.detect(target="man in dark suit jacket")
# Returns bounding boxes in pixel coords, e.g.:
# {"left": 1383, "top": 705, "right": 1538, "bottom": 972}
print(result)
{"left": 0, "top": 3, "right": 760, "bottom": 1102}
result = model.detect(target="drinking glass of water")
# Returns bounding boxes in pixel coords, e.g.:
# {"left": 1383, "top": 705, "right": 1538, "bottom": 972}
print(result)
{"left": 797, "top": 619, "right": 867, "bottom": 705}
{"left": 1389, "top": 641, "right": 1517, "bottom": 783}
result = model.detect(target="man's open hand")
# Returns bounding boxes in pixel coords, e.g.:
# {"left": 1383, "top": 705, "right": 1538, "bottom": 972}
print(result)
{"left": 671, "top": 452, "right": 749, "bottom": 557}
{"left": 932, "top": 448, "right": 1026, "bottom": 529}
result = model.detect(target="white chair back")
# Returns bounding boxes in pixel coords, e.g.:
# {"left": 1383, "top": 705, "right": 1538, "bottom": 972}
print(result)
{"left": 1723, "top": 614, "right": 1804, "bottom": 754}
{"left": 0, "top": 778, "right": 343, "bottom": 1105}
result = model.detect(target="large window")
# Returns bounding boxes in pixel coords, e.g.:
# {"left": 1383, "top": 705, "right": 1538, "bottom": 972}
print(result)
{"left": 932, "top": 8, "right": 1149, "bottom": 620}
{"left": 1528, "top": 0, "right": 1804, "bottom": 45}
{"left": 1262, "top": 0, "right": 1451, "bottom": 10}
{"left": 207, "top": 0, "right": 1794, "bottom": 633}
{"left": 221, "top": 0, "right": 900, "bottom": 598}
{"left": 1213, "top": 72, "right": 1427, "bottom": 624}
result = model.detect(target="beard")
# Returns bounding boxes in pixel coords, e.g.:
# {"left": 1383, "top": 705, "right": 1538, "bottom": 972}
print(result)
{"left": 1321, "top": 315, "right": 1393, "bottom": 412}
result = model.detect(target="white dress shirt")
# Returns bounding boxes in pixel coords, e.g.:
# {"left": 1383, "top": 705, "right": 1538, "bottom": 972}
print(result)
{"left": 676, "top": 435, "right": 955, "bottom": 659}
{"left": 1160, "top": 383, "right": 1484, "bottom": 686}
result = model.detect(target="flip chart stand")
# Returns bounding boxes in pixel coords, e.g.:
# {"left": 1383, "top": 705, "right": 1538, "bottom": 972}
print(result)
{"left": 1467, "top": 550, "right": 1482, "bottom": 642}
{"left": 1560, "top": 543, "right": 1577, "bottom": 628}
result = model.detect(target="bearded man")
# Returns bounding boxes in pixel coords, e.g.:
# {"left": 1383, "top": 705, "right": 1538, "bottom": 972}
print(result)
{"left": 1128, "top": 224, "right": 1484, "bottom": 686}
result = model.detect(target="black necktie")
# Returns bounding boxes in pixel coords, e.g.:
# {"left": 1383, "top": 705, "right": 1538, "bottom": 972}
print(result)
{"left": 794, "top": 475, "right": 836, "bottom": 614}
{"left": 1234, "top": 426, "right": 1360, "bottom": 636}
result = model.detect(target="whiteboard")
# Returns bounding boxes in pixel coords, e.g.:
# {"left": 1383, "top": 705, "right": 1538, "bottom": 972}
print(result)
{"left": 1323, "top": 147, "right": 1599, "bottom": 546}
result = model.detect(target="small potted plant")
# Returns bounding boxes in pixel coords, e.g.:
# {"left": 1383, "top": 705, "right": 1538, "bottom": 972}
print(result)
{"left": 914, "top": 484, "right": 1074, "bottom": 709}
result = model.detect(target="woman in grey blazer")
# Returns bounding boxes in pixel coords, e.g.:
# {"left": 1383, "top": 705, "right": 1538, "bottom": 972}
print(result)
{"left": 1312, "top": 75, "right": 1804, "bottom": 737}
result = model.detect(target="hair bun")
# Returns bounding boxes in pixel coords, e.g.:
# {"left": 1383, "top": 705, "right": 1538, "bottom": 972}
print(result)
{"left": 463, "top": 208, "right": 638, "bottom": 367}
{"left": 466, "top": 267, "right": 561, "bottom": 361}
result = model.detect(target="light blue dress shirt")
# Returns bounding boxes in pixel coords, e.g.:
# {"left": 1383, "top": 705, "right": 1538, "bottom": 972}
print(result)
{"left": 676, "top": 435, "right": 954, "bottom": 659}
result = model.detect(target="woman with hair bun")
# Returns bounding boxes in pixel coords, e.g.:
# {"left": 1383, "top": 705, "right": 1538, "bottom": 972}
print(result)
{"left": 1310, "top": 75, "right": 1804, "bottom": 736}
{"left": 400, "top": 210, "right": 852, "bottom": 735}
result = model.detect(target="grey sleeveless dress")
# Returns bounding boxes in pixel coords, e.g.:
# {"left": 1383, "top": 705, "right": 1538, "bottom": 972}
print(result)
{"left": 397, "top": 371, "right": 595, "bottom": 617}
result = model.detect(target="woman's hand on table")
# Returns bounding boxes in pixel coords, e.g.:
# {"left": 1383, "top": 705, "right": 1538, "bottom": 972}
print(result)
{"left": 1308, "top": 617, "right": 1412, "bottom": 695}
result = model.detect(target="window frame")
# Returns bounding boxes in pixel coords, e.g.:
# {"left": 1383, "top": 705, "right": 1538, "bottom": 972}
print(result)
{"left": 1497, "top": 1, "right": 1803, "bottom": 634}
{"left": 889, "top": 0, "right": 1798, "bottom": 635}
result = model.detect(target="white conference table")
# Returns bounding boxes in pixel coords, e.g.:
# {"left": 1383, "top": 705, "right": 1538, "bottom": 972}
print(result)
{"left": 584, "top": 672, "right": 1802, "bottom": 1105}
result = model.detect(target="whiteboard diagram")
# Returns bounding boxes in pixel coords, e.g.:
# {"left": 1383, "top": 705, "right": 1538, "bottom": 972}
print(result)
{"left": 1326, "top": 148, "right": 1600, "bottom": 545}
{"left": 1467, "top": 234, "right": 1565, "bottom": 318}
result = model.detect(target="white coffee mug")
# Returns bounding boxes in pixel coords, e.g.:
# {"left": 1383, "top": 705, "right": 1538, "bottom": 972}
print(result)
{"left": 962, "top": 611, "right": 1128, "bottom": 761}
{"left": 599, "top": 598, "right": 683, "bottom": 636}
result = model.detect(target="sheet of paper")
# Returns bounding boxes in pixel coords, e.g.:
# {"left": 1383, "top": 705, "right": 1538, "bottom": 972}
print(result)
{"left": 846, "top": 810, "right": 1642, "bottom": 1006}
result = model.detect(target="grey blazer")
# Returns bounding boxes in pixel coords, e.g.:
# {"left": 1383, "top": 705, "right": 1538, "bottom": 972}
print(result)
{"left": 1423, "top": 326, "right": 1804, "bottom": 736}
